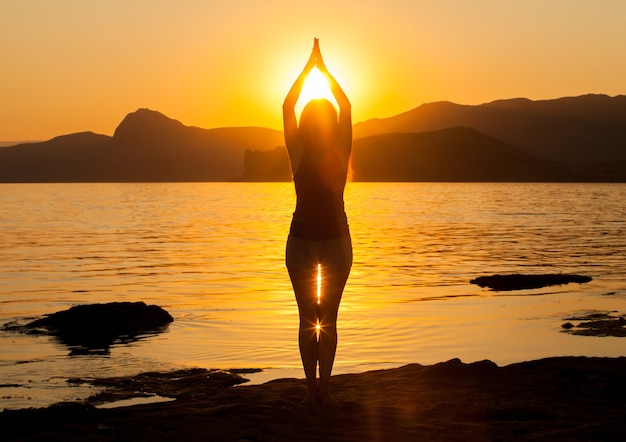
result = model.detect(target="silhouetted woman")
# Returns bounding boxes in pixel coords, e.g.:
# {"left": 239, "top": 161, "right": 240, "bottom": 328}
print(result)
{"left": 283, "top": 38, "right": 352, "bottom": 406}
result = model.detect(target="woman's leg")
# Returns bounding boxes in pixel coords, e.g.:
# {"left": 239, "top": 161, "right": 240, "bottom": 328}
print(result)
{"left": 317, "top": 235, "right": 352, "bottom": 404}
{"left": 286, "top": 236, "right": 319, "bottom": 404}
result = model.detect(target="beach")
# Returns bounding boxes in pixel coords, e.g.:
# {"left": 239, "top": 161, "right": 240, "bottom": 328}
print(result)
{"left": 3, "top": 356, "right": 626, "bottom": 441}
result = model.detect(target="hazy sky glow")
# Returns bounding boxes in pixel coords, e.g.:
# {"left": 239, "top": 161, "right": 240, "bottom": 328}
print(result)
{"left": 2, "top": 0, "right": 626, "bottom": 140}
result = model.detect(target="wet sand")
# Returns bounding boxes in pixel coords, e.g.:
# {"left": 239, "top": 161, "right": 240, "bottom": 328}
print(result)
{"left": 3, "top": 356, "right": 626, "bottom": 441}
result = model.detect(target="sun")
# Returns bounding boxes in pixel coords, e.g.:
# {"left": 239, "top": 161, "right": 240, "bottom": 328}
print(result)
{"left": 299, "top": 67, "right": 337, "bottom": 108}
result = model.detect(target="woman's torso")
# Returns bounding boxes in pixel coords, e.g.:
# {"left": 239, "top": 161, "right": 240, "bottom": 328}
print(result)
{"left": 290, "top": 147, "right": 349, "bottom": 240}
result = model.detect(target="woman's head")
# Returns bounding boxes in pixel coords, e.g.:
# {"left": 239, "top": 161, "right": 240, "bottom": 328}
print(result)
{"left": 298, "top": 99, "right": 339, "bottom": 149}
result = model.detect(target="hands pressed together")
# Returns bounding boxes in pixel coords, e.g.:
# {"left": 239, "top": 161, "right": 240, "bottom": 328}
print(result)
{"left": 305, "top": 38, "right": 328, "bottom": 74}
{"left": 284, "top": 37, "right": 350, "bottom": 116}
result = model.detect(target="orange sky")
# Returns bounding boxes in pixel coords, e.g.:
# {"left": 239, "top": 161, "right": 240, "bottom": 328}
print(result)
{"left": 2, "top": 0, "right": 626, "bottom": 141}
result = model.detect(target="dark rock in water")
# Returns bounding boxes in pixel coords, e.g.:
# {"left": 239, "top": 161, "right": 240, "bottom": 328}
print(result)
{"left": 562, "top": 311, "right": 626, "bottom": 337}
{"left": 470, "top": 274, "right": 592, "bottom": 291}
{"left": 5, "top": 302, "right": 173, "bottom": 352}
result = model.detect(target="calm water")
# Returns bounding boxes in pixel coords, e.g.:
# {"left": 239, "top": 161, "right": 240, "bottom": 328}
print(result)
{"left": 1, "top": 182, "right": 625, "bottom": 409}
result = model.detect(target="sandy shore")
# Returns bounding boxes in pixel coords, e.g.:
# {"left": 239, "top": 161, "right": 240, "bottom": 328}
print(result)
{"left": 3, "top": 356, "right": 626, "bottom": 441}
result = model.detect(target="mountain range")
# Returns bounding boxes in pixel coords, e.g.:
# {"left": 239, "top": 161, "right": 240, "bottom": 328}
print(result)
{"left": 354, "top": 94, "right": 626, "bottom": 167}
{"left": 1, "top": 94, "right": 625, "bottom": 182}
{"left": 0, "top": 109, "right": 283, "bottom": 182}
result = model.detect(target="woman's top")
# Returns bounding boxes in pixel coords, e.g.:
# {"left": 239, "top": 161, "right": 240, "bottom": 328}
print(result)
{"left": 290, "top": 145, "right": 349, "bottom": 240}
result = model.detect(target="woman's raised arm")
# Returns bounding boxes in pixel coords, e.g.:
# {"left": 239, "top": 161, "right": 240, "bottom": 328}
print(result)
{"left": 283, "top": 39, "right": 317, "bottom": 150}
{"left": 314, "top": 43, "right": 352, "bottom": 148}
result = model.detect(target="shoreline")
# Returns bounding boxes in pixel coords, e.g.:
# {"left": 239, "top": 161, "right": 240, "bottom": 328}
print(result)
{"left": 3, "top": 356, "right": 626, "bottom": 441}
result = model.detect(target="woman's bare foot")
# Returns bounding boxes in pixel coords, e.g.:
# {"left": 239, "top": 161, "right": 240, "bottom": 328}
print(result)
{"left": 302, "top": 391, "right": 318, "bottom": 406}
{"left": 317, "top": 389, "right": 337, "bottom": 408}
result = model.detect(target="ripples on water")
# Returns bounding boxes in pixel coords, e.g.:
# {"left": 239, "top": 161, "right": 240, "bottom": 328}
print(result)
{"left": 1, "top": 182, "right": 625, "bottom": 408}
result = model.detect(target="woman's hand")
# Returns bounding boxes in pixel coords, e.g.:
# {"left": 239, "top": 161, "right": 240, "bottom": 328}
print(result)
{"left": 313, "top": 38, "right": 327, "bottom": 72}
{"left": 284, "top": 38, "right": 318, "bottom": 111}
{"left": 312, "top": 38, "right": 352, "bottom": 155}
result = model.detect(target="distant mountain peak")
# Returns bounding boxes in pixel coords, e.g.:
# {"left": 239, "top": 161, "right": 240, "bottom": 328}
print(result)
{"left": 129, "top": 108, "right": 173, "bottom": 120}
{"left": 113, "top": 108, "right": 186, "bottom": 141}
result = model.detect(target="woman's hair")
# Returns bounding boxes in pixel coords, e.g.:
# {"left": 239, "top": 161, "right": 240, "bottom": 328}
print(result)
{"left": 298, "top": 99, "right": 339, "bottom": 148}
